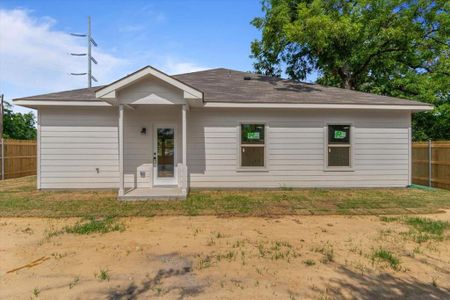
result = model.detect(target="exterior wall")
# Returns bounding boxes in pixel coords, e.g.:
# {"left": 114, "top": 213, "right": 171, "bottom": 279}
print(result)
{"left": 38, "top": 105, "right": 411, "bottom": 189}
{"left": 38, "top": 105, "right": 183, "bottom": 189}
{"left": 123, "top": 105, "right": 182, "bottom": 188}
{"left": 39, "top": 107, "right": 119, "bottom": 189}
{"left": 187, "top": 108, "right": 411, "bottom": 188}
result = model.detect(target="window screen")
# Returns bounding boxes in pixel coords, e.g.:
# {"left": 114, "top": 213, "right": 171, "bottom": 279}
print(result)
{"left": 327, "top": 125, "right": 351, "bottom": 167}
{"left": 328, "top": 147, "right": 350, "bottom": 167}
{"left": 241, "top": 124, "right": 265, "bottom": 167}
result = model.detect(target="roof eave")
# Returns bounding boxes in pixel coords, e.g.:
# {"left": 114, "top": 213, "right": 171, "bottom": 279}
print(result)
{"left": 202, "top": 102, "right": 433, "bottom": 111}
{"left": 13, "top": 99, "right": 112, "bottom": 108}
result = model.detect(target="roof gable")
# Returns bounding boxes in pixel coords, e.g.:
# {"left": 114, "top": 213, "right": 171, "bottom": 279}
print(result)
{"left": 95, "top": 66, "right": 203, "bottom": 100}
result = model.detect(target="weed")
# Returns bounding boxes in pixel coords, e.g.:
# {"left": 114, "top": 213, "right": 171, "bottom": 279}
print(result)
{"left": 354, "top": 262, "right": 368, "bottom": 275}
{"left": 371, "top": 248, "right": 400, "bottom": 270}
{"left": 198, "top": 256, "right": 212, "bottom": 269}
{"left": 432, "top": 277, "right": 438, "bottom": 287}
{"left": 33, "top": 288, "right": 40, "bottom": 297}
{"left": 313, "top": 242, "right": 334, "bottom": 263}
{"left": 259, "top": 240, "right": 299, "bottom": 261}
{"left": 413, "top": 246, "right": 422, "bottom": 254}
{"left": 405, "top": 217, "right": 449, "bottom": 236}
{"left": 379, "top": 216, "right": 399, "bottom": 222}
{"left": 51, "top": 252, "right": 68, "bottom": 259}
{"left": 232, "top": 239, "right": 247, "bottom": 248}
{"left": 65, "top": 217, "right": 124, "bottom": 235}
{"left": 216, "top": 250, "right": 236, "bottom": 262}
{"left": 303, "top": 259, "right": 316, "bottom": 266}
{"left": 69, "top": 276, "right": 80, "bottom": 289}
{"left": 213, "top": 231, "right": 225, "bottom": 238}
{"left": 193, "top": 228, "right": 201, "bottom": 237}
{"left": 96, "top": 269, "right": 110, "bottom": 281}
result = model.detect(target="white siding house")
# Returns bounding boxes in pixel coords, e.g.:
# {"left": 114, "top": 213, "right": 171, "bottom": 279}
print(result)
{"left": 14, "top": 66, "right": 432, "bottom": 199}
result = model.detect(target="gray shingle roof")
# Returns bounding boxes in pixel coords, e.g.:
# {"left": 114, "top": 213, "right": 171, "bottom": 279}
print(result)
{"left": 174, "top": 68, "right": 429, "bottom": 106}
{"left": 15, "top": 68, "right": 430, "bottom": 107}
{"left": 15, "top": 86, "right": 105, "bottom": 101}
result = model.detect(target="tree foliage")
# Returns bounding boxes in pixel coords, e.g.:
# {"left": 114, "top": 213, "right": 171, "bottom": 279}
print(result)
{"left": 251, "top": 0, "right": 450, "bottom": 140}
{"left": 2, "top": 102, "right": 36, "bottom": 140}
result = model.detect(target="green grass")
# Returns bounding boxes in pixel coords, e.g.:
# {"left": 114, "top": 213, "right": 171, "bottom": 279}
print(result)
{"left": 371, "top": 248, "right": 400, "bottom": 270}
{"left": 1, "top": 176, "right": 450, "bottom": 217}
{"left": 403, "top": 217, "right": 450, "bottom": 243}
{"left": 405, "top": 217, "right": 450, "bottom": 236}
{"left": 380, "top": 215, "right": 450, "bottom": 243}
{"left": 65, "top": 217, "right": 125, "bottom": 235}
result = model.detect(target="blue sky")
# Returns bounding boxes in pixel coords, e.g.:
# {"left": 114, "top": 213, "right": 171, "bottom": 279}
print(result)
{"left": 0, "top": 1, "right": 314, "bottom": 113}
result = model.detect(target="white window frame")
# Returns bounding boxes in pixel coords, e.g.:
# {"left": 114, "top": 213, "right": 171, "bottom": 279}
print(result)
{"left": 237, "top": 122, "right": 268, "bottom": 171}
{"left": 324, "top": 123, "right": 354, "bottom": 172}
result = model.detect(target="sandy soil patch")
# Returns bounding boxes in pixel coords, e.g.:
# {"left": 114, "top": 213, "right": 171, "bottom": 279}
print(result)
{"left": 1, "top": 212, "right": 449, "bottom": 299}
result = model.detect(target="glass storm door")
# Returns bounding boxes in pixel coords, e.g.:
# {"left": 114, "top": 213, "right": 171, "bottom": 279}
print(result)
{"left": 153, "top": 127, "right": 177, "bottom": 185}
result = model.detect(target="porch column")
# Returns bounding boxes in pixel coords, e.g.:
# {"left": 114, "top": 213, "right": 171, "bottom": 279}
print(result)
{"left": 182, "top": 105, "right": 187, "bottom": 165}
{"left": 181, "top": 104, "right": 188, "bottom": 193}
{"left": 118, "top": 104, "right": 124, "bottom": 196}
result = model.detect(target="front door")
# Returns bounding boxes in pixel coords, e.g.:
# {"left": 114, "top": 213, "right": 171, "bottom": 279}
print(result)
{"left": 153, "top": 126, "right": 177, "bottom": 185}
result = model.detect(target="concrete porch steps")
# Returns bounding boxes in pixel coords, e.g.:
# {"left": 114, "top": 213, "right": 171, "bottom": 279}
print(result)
{"left": 118, "top": 187, "right": 186, "bottom": 200}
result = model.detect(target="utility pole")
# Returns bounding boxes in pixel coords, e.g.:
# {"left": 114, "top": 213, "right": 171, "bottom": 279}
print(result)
{"left": 70, "top": 16, "right": 98, "bottom": 87}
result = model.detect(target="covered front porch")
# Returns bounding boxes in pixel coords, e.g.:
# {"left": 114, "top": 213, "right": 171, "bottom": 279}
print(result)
{"left": 117, "top": 105, "right": 189, "bottom": 200}
{"left": 94, "top": 66, "right": 203, "bottom": 200}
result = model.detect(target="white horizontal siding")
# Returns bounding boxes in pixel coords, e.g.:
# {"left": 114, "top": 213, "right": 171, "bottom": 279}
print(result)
{"left": 123, "top": 106, "right": 182, "bottom": 188}
{"left": 39, "top": 107, "right": 119, "bottom": 189}
{"left": 38, "top": 105, "right": 411, "bottom": 190}
{"left": 187, "top": 108, "right": 410, "bottom": 188}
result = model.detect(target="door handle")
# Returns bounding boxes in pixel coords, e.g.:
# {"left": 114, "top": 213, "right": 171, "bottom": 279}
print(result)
{"left": 153, "top": 153, "right": 156, "bottom": 164}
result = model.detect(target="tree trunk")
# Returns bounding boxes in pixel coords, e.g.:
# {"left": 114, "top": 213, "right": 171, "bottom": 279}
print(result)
{"left": 337, "top": 68, "right": 355, "bottom": 90}
{"left": 343, "top": 78, "right": 352, "bottom": 89}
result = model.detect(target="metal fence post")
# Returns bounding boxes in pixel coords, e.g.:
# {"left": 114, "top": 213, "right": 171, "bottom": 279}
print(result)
{"left": 428, "top": 139, "right": 432, "bottom": 187}
{"left": 1, "top": 138, "right": 4, "bottom": 180}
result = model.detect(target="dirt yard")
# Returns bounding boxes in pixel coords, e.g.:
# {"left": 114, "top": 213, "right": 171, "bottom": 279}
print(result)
{"left": 1, "top": 213, "right": 449, "bottom": 299}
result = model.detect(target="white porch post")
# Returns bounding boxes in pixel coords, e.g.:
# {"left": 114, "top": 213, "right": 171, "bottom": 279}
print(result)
{"left": 118, "top": 104, "right": 124, "bottom": 196}
{"left": 181, "top": 104, "right": 188, "bottom": 194}
{"left": 182, "top": 105, "right": 187, "bottom": 165}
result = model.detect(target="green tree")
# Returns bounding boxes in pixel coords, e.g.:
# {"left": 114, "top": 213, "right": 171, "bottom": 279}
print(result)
{"left": 251, "top": 0, "right": 450, "bottom": 140}
{"left": 2, "top": 102, "right": 36, "bottom": 140}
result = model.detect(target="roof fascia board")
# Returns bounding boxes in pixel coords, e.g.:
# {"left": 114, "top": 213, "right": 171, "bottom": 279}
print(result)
{"left": 95, "top": 66, "right": 203, "bottom": 99}
{"left": 203, "top": 102, "right": 433, "bottom": 111}
{"left": 13, "top": 100, "right": 111, "bottom": 108}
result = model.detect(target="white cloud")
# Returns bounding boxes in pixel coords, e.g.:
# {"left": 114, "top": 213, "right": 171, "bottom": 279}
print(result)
{"left": 0, "top": 8, "right": 210, "bottom": 113}
{"left": 0, "top": 9, "right": 126, "bottom": 102}
{"left": 161, "top": 57, "right": 209, "bottom": 75}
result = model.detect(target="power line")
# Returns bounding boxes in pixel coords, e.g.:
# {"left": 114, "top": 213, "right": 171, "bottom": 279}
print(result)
{"left": 70, "top": 16, "right": 98, "bottom": 87}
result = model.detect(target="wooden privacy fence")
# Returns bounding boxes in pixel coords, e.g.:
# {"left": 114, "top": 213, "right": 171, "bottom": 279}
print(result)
{"left": 0, "top": 139, "right": 37, "bottom": 180}
{"left": 412, "top": 141, "right": 450, "bottom": 190}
